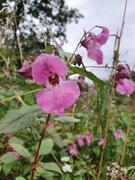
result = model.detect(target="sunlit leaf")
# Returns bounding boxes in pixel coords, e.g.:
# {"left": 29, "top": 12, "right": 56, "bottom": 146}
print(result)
{"left": 0, "top": 105, "right": 43, "bottom": 133}
{"left": 39, "top": 138, "right": 54, "bottom": 155}
{"left": 70, "top": 66, "right": 105, "bottom": 89}
{"left": 9, "top": 143, "right": 31, "bottom": 158}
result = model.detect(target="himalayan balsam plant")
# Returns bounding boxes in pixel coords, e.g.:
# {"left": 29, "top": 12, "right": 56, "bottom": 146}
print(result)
{"left": 0, "top": 0, "right": 135, "bottom": 179}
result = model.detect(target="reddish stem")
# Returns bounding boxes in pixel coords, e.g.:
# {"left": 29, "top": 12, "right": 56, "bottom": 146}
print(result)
{"left": 31, "top": 114, "right": 51, "bottom": 180}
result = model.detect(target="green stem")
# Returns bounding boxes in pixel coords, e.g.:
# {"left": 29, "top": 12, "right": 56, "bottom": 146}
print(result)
{"left": 0, "top": 88, "right": 41, "bottom": 103}
{"left": 97, "top": 1, "right": 128, "bottom": 178}
{"left": 120, "top": 120, "right": 131, "bottom": 165}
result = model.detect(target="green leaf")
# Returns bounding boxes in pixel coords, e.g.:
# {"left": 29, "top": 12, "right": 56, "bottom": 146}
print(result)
{"left": 70, "top": 66, "right": 105, "bottom": 89}
{"left": 0, "top": 152, "right": 17, "bottom": 164}
{"left": 55, "top": 116, "right": 80, "bottom": 123}
{"left": 0, "top": 105, "right": 43, "bottom": 133}
{"left": 39, "top": 162, "right": 62, "bottom": 175}
{"left": 15, "top": 177, "right": 26, "bottom": 180}
{"left": 9, "top": 137, "right": 24, "bottom": 145}
{"left": 45, "top": 43, "right": 54, "bottom": 54}
{"left": 100, "top": 82, "right": 111, "bottom": 117}
{"left": 127, "top": 166, "right": 135, "bottom": 171}
{"left": 9, "top": 143, "right": 31, "bottom": 158}
{"left": 39, "top": 138, "right": 54, "bottom": 155}
{"left": 2, "top": 162, "right": 16, "bottom": 176}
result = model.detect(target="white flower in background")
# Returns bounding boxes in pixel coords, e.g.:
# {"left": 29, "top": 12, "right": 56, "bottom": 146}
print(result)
{"left": 62, "top": 164, "right": 72, "bottom": 173}
{"left": 61, "top": 156, "right": 70, "bottom": 162}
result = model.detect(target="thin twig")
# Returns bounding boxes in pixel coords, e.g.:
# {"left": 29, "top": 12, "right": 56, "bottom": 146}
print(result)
{"left": 0, "top": 88, "right": 41, "bottom": 103}
{"left": 68, "top": 25, "right": 97, "bottom": 65}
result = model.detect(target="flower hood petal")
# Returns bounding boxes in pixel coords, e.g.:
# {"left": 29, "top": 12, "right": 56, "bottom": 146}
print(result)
{"left": 87, "top": 47, "right": 103, "bottom": 64}
{"left": 36, "top": 80, "right": 80, "bottom": 115}
{"left": 32, "top": 54, "right": 67, "bottom": 85}
{"left": 97, "top": 27, "right": 109, "bottom": 45}
{"left": 116, "top": 79, "right": 135, "bottom": 95}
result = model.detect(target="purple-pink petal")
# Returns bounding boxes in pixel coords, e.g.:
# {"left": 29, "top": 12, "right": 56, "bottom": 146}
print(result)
{"left": 32, "top": 54, "right": 67, "bottom": 85}
{"left": 18, "top": 63, "right": 32, "bottom": 78}
{"left": 120, "top": 68, "right": 131, "bottom": 78}
{"left": 77, "top": 136, "right": 84, "bottom": 147}
{"left": 85, "top": 131, "right": 92, "bottom": 145}
{"left": 114, "top": 129, "right": 123, "bottom": 140}
{"left": 69, "top": 144, "right": 77, "bottom": 156}
{"left": 116, "top": 79, "right": 135, "bottom": 95}
{"left": 97, "top": 27, "right": 109, "bottom": 45}
{"left": 87, "top": 47, "right": 103, "bottom": 64}
{"left": 98, "top": 138, "right": 105, "bottom": 146}
{"left": 36, "top": 80, "right": 80, "bottom": 115}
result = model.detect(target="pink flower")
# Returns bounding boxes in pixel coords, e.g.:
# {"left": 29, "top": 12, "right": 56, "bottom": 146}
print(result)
{"left": 4, "top": 133, "right": 12, "bottom": 140}
{"left": 98, "top": 138, "right": 105, "bottom": 146}
{"left": 76, "top": 136, "right": 84, "bottom": 147}
{"left": 69, "top": 144, "right": 77, "bottom": 156}
{"left": 18, "top": 60, "right": 33, "bottom": 78}
{"left": 115, "top": 64, "right": 131, "bottom": 81}
{"left": 32, "top": 54, "right": 67, "bottom": 85}
{"left": 4, "top": 70, "right": 10, "bottom": 78}
{"left": 32, "top": 54, "right": 80, "bottom": 115}
{"left": 96, "top": 27, "right": 109, "bottom": 45}
{"left": 116, "top": 79, "right": 135, "bottom": 95}
{"left": 85, "top": 131, "right": 92, "bottom": 145}
{"left": 114, "top": 129, "right": 123, "bottom": 140}
{"left": 48, "top": 121, "right": 56, "bottom": 128}
{"left": 81, "top": 26, "right": 109, "bottom": 64}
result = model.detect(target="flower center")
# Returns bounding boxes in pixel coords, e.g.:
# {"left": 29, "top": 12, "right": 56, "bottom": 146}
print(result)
{"left": 49, "top": 74, "right": 59, "bottom": 86}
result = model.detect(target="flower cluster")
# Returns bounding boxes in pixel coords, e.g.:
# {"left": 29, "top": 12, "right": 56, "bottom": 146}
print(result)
{"left": 115, "top": 64, "right": 135, "bottom": 95}
{"left": 31, "top": 54, "right": 80, "bottom": 115}
{"left": 61, "top": 156, "right": 72, "bottom": 173}
{"left": 107, "top": 162, "right": 128, "bottom": 179}
{"left": 68, "top": 131, "right": 91, "bottom": 156}
{"left": 81, "top": 26, "right": 109, "bottom": 64}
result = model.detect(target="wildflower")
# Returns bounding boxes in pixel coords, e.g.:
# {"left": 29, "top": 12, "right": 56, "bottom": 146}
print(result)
{"left": 32, "top": 54, "right": 80, "bottom": 115}
{"left": 76, "top": 135, "right": 84, "bottom": 147}
{"left": 116, "top": 79, "right": 135, "bottom": 95}
{"left": 114, "top": 129, "right": 123, "bottom": 140}
{"left": 85, "top": 131, "right": 92, "bottom": 145}
{"left": 72, "top": 54, "right": 82, "bottom": 66}
{"left": 106, "top": 162, "right": 128, "bottom": 179}
{"left": 18, "top": 60, "right": 33, "bottom": 78}
{"left": 81, "top": 26, "right": 109, "bottom": 64}
{"left": 69, "top": 144, "right": 77, "bottom": 156}
{"left": 115, "top": 64, "right": 135, "bottom": 95}
{"left": 98, "top": 138, "right": 105, "bottom": 146}
{"left": 116, "top": 64, "right": 131, "bottom": 79}
{"left": 4, "top": 70, "right": 10, "bottom": 78}
{"left": 4, "top": 133, "right": 12, "bottom": 140}
{"left": 48, "top": 121, "right": 55, "bottom": 128}
{"left": 62, "top": 164, "right": 72, "bottom": 173}
{"left": 61, "top": 156, "right": 70, "bottom": 162}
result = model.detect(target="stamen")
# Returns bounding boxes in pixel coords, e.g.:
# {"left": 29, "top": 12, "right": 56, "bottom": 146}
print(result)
{"left": 49, "top": 74, "right": 59, "bottom": 86}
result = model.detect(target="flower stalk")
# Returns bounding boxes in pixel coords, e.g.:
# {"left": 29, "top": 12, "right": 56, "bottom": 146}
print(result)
{"left": 31, "top": 114, "right": 51, "bottom": 180}
{"left": 97, "top": 0, "right": 128, "bottom": 178}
